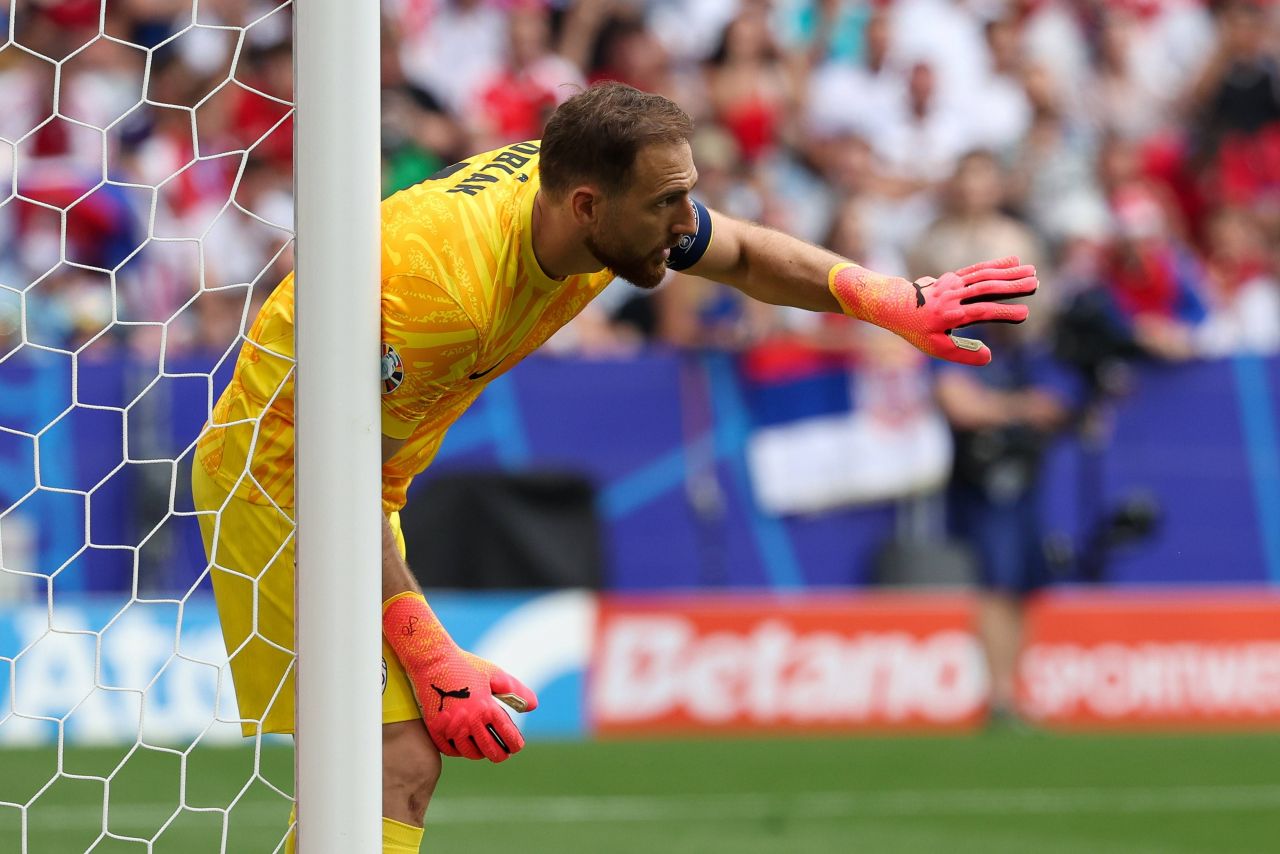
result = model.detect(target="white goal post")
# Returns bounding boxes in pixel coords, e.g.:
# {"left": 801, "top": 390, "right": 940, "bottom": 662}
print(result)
{"left": 292, "top": 1, "right": 382, "bottom": 851}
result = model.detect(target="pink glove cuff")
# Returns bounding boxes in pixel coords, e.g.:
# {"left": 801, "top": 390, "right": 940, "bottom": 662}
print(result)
{"left": 382, "top": 591, "right": 454, "bottom": 666}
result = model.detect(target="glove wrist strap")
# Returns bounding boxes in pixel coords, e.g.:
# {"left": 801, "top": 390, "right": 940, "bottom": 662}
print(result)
{"left": 828, "top": 262, "right": 907, "bottom": 325}
{"left": 826, "top": 262, "right": 860, "bottom": 317}
{"left": 382, "top": 591, "right": 455, "bottom": 664}
{"left": 382, "top": 590, "right": 427, "bottom": 613}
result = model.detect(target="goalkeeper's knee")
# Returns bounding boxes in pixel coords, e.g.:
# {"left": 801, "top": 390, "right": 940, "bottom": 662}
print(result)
{"left": 384, "top": 719, "right": 443, "bottom": 822}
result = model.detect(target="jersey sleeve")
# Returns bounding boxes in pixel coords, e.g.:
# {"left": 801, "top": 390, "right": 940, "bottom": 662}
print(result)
{"left": 380, "top": 274, "right": 480, "bottom": 440}
{"left": 666, "top": 197, "right": 714, "bottom": 271}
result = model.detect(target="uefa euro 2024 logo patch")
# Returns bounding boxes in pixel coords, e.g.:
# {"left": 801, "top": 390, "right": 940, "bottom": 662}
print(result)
{"left": 381, "top": 343, "right": 404, "bottom": 394}
{"left": 676, "top": 202, "right": 700, "bottom": 251}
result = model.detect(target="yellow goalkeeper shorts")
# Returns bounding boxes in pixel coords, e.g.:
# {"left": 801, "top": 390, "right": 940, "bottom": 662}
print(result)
{"left": 191, "top": 464, "right": 422, "bottom": 736}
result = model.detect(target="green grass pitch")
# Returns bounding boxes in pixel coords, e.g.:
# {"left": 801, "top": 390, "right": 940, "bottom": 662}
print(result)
{"left": 1, "top": 732, "right": 1278, "bottom": 853}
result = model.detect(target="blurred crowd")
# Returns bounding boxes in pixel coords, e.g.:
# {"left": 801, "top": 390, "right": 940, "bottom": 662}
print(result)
{"left": 7, "top": 0, "right": 1276, "bottom": 707}
{"left": 2, "top": 0, "right": 1280, "bottom": 370}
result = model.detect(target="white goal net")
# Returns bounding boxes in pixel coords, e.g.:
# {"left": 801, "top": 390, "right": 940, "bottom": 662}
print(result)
{"left": 0, "top": 2, "right": 298, "bottom": 851}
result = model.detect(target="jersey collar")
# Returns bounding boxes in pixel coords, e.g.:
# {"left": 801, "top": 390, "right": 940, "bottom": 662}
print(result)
{"left": 520, "top": 171, "right": 571, "bottom": 293}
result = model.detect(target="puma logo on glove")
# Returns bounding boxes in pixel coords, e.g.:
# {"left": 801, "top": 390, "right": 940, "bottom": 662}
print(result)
{"left": 431, "top": 684, "right": 472, "bottom": 712}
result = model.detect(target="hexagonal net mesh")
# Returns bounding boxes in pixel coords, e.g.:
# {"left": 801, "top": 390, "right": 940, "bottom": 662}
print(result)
{"left": 0, "top": 2, "right": 296, "bottom": 851}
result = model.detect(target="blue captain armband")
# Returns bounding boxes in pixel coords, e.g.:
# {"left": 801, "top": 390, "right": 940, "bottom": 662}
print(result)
{"left": 666, "top": 198, "right": 713, "bottom": 271}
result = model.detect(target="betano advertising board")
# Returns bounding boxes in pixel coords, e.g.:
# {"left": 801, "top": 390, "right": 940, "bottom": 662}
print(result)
{"left": 1, "top": 590, "right": 1277, "bottom": 744}
{"left": 589, "top": 591, "right": 1280, "bottom": 733}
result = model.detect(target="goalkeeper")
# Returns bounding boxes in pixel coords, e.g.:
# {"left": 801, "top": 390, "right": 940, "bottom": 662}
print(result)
{"left": 190, "top": 81, "right": 1037, "bottom": 852}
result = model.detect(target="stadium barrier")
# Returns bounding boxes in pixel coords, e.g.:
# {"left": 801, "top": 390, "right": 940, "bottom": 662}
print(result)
{"left": 4, "top": 589, "right": 1278, "bottom": 745}
{"left": 2, "top": 352, "right": 1277, "bottom": 595}
{"left": 1022, "top": 590, "right": 1280, "bottom": 727}
{"left": 591, "top": 591, "right": 1280, "bottom": 733}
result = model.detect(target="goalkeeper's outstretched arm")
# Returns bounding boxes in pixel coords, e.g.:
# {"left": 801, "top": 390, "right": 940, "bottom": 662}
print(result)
{"left": 681, "top": 209, "right": 1038, "bottom": 367}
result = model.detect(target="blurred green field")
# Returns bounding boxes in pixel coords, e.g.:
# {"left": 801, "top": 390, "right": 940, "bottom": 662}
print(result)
{"left": 1, "top": 731, "right": 1278, "bottom": 853}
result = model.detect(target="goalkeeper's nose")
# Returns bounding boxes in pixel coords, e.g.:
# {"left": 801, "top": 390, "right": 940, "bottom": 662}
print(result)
{"left": 672, "top": 199, "right": 698, "bottom": 237}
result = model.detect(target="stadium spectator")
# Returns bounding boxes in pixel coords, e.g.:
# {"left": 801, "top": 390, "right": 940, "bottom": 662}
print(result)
{"left": 907, "top": 150, "right": 1047, "bottom": 301}
{"left": 1085, "top": 6, "right": 1180, "bottom": 142}
{"left": 971, "top": 13, "right": 1033, "bottom": 156}
{"left": 1012, "top": 0, "right": 1092, "bottom": 120}
{"left": 1101, "top": 183, "right": 1209, "bottom": 362}
{"left": 1007, "top": 64, "right": 1110, "bottom": 249}
{"left": 827, "top": 193, "right": 907, "bottom": 283}
{"left": 470, "top": 3, "right": 585, "bottom": 149}
{"left": 1196, "top": 204, "right": 1280, "bottom": 356}
{"left": 1185, "top": 0, "right": 1280, "bottom": 210}
{"left": 587, "top": 11, "right": 695, "bottom": 108}
{"left": 887, "top": 0, "right": 989, "bottom": 116}
{"left": 874, "top": 59, "right": 971, "bottom": 190}
{"left": 643, "top": 0, "right": 739, "bottom": 67}
{"left": 770, "top": 0, "right": 873, "bottom": 66}
{"left": 864, "top": 59, "right": 974, "bottom": 253}
{"left": 395, "top": 0, "right": 509, "bottom": 117}
{"left": 704, "top": 3, "right": 801, "bottom": 164}
{"left": 805, "top": 7, "right": 901, "bottom": 143}
{"left": 380, "top": 17, "right": 468, "bottom": 195}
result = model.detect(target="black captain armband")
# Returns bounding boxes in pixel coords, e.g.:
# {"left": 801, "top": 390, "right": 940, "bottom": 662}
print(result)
{"left": 666, "top": 198, "right": 713, "bottom": 271}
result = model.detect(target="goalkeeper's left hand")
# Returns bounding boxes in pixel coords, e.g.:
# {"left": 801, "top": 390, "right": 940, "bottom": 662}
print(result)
{"left": 828, "top": 255, "right": 1038, "bottom": 366}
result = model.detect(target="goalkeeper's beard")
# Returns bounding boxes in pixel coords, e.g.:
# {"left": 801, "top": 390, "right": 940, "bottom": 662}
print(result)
{"left": 584, "top": 228, "right": 668, "bottom": 290}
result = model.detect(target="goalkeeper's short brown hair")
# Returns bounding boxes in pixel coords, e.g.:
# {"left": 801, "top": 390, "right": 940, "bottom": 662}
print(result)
{"left": 539, "top": 82, "right": 694, "bottom": 199}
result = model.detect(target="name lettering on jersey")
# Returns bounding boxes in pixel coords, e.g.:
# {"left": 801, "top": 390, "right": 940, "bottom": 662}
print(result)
{"left": 449, "top": 172, "right": 501, "bottom": 195}
{"left": 426, "top": 160, "right": 470, "bottom": 181}
{"left": 448, "top": 142, "right": 541, "bottom": 196}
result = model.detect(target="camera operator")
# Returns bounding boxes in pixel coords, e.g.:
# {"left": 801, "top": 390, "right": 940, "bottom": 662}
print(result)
{"left": 935, "top": 322, "right": 1084, "bottom": 724}
{"left": 907, "top": 148, "right": 1081, "bottom": 723}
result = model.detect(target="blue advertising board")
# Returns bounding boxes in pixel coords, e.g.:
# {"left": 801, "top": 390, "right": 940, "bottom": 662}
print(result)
{"left": 0, "top": 592, "right": 591, "bottom": 745}
{"left": 1, "top": 350, "right": 1277, "bottom": 593}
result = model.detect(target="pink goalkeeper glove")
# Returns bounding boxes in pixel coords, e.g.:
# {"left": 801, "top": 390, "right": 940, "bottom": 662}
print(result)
{"left": 828, "top": 256, "right": 1038, "bottom": 366}
{"left": 383, "top": 592, "right": 538, "bottom": 762}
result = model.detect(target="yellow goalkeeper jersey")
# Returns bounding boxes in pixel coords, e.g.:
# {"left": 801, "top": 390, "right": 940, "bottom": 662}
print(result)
{"left": 196, "top": 140, "right": 615, "bottom": 512}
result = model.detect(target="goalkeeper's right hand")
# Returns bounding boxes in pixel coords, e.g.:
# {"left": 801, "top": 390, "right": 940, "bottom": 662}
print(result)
{"left": 383, "top": 592, "right": 538, "bottom": 762}
{"left": 828, "top": 255, "right": 1038, "bottom": 366}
